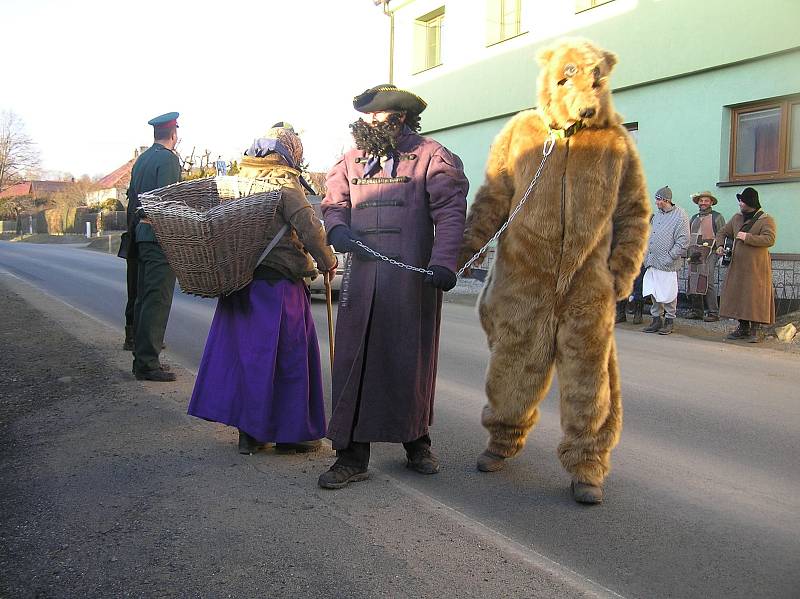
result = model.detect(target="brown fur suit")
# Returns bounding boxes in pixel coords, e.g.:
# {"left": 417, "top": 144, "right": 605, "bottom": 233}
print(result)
{"left": 459, "top": 39, "right": 650, "bottom": 489}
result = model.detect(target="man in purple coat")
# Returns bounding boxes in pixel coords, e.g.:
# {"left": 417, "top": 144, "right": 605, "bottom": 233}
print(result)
{"left": 318, "top": 84, "right": 469, "bottom": 489}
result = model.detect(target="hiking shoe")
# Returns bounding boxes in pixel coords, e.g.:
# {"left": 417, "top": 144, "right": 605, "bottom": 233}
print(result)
{"left": 726, "top": 324, "right": 750, "bottom": 340}
{"left": 406, "top": 448, "right": 440, "bottom": 474}
{"left": 703, "top": 313, "right": 719, "bottom": 322}
{"left": 476, "top": 449, "right": 506, "bottom": 472}
{"left": 745, "top": 324, "right": 764, "bottom": 343}
{"left": 571, "top": 480, "right": 603, "bottom": 505}
{"left": 134, "top": 368, "right": 176, "bottom": 382}
{"left": 642, "top": 316, "right": 662, "bottom": 333}
{"left": 275, "top": 440, "right": 322, "bottom": 454}
{"left": 658, "top": 318, "right": 674, "bottom": 335}
{"left": 238, "top": 430, "right": 264, "bottom": 455}
{"left": 318, "top": 464, "right": 369, "bottom": 489}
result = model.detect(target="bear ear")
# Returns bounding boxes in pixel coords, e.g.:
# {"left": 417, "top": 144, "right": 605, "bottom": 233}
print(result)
{"left": 602, "top": 50, "right": 618, "bottom": 72}
{"left": 536, "top": 47, "right": 554, "bottom": 67}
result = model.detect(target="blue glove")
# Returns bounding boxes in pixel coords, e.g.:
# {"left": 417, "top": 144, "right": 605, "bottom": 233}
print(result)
{"left": 425, "top": 265, "right": 457, "bottom": 291}
{"left": 327, "top": 226, "right": 360, "bottom": 253}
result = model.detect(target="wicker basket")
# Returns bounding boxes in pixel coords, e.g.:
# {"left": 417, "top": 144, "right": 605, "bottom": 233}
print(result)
{"left": 138, "top": 176, "right": 282, "bottom": 297}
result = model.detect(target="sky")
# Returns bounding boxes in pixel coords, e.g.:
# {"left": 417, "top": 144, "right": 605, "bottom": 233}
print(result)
{"left": 2, "top": 0, "right": 390, "bottom": 178}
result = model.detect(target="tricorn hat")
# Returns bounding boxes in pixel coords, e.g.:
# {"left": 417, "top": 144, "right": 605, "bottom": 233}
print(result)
{"left": 691, "top": 191, "right": 718, "bottom": 206}
{"left": 353, "top": 84, "right": 427, "bottom": 114}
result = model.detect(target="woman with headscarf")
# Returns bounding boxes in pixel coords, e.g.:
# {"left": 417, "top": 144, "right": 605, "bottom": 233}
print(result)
{"left": 188, "top": 125, "right": 337, "bottom": 454}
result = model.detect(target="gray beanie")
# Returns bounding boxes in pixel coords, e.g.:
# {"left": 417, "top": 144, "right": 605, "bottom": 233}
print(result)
{"left": 655, "top": 186, "right": 673, "bottom": 202}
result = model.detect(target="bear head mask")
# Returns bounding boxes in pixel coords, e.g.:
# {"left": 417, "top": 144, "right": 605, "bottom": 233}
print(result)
{"left": 536, "top": 38, "right": 619, "bottom": 131}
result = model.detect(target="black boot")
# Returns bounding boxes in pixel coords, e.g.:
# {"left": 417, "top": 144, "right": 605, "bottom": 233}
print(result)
{"left": 688, "top": 295, "right": 703, "bottom": 320}
{"left": 123, "top": 325, "right": 134, "bottom": 351}
{"left": 615, "top": 300, "right": 627, "bottom": 324}
{"left": 658, "top": 317, "right": 674, "bottom": 335}
{"left": 642, "top": 316, "right": 662, "bottom": 333}
{"left": 726, "top": 320, "right": 750, "bottom": 340}
{"left": 317, "top": 463, "right": 370, "bottom": 489}
{"left": 632, "top": 300, "right": 644, "bottom": 325}
{"left": 238, "top": 430, "right": 264, "bottom": 455}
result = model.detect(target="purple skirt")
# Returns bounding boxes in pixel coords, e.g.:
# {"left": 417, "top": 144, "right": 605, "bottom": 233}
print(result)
{"left": 188, "top": 279, "right": 326, "bottom": 442}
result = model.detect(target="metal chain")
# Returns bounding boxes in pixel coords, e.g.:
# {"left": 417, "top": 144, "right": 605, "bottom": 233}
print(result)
{"left": 347, "top": 133, "right": 557, "bottom": 279}
{"left": 456, "top": 133, "right": 556, "bottom": 277}
{"left": 351, "top": 240, "right": 434, "bottom": 275}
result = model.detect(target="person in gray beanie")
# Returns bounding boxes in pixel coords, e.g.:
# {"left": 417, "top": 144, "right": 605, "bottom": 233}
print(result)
{"left": 641, "top": 186, "right": 690, "bottom": 335}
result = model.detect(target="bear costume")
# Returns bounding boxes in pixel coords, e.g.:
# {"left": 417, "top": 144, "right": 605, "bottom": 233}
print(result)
{"left": 458, "top": 38, "right": 651, "bottom": 504}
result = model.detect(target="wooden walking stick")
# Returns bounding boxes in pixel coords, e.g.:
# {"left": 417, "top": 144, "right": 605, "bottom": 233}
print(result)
{"left": 324, "top": 271, "right": 335, "bottom": 371}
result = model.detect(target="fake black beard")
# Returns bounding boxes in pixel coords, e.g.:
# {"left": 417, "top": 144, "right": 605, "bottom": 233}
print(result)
{"left": 350, "top": 116, "right": 403, "bottom": 156}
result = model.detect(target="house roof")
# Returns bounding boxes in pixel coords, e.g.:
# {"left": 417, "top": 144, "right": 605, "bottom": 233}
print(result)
{"left": 0, "top": 180, "right": 73, "bottom": 200}
{"left": 0, "top": 182, "right": 32, "bottom": 199}
{"left": 95, "top": 159, "right": 134, "bottom": 190}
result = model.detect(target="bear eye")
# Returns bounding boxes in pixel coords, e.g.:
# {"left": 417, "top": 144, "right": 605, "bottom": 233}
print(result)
{"left": 557, "top": 78, "right": 568, "bottom": 86}
{"left": 591, "top": 67, "right": 602, "bottom": 88}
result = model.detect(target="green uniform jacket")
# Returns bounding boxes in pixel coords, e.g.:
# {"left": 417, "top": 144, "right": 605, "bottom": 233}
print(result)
{"left": 126, "top": 143, "right": 181, "bottom": 243}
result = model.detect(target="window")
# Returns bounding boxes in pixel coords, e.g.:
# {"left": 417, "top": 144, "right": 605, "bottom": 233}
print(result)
{"left": 575, "top": 0, "right": 615, "bottom": 13}
{"left": 413, "top": 7, "right": 444, "bottom": 73}
{"left": 486, "top": 0, "right": 524, "bottom": 46}
{"left": 624, "top": 122, "right": 638, "bottom": 144}
{"left": 729, "top": 96, "right": 800, "bottom": 182}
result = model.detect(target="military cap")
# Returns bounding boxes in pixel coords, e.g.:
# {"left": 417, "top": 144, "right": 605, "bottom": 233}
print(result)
{"left": 147, "top": 111, "right": 180, "bottom": 130}
{"left": 353, "top": 84, "right": 427, "bottom": 114}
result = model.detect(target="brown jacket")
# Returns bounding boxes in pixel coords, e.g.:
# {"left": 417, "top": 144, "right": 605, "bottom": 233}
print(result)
{"left": 715, "top": 212, "right": 776, "bottom": 324}
{"left": 239, "top": 156, "right": 336, "bottom": 280}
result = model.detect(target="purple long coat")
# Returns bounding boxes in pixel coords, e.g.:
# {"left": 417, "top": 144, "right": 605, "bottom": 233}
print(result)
{"left": 321, "top": 130, "right": 468, "bottom": 449}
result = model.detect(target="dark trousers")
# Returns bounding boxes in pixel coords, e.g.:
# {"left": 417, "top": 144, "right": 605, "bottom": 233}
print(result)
{"left": 125, "top": 256, "right": 138, "bottom": 328}
{"left": 335, "top": 434, "right": 432, "bottom": 469}
{"left": 133, "top": 242, "right": 176, "bottom": 373}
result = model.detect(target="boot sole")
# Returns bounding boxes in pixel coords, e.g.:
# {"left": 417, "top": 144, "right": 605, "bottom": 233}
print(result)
{"left": 275, "top": 444, "right": 321, "bottom": 455}
{"left": 406, "top": 461, "right": 439, "bottom": 474}
{"left": 318, "top": 471, "right": 370, "bottom": 490}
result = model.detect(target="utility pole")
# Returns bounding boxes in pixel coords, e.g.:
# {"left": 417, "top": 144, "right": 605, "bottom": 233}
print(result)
{"left": 375, "top": 0, "right": 394, "bottom": 84}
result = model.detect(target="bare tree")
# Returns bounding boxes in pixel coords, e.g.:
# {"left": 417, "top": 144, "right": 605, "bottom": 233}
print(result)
{"left": 50, "top": 174, "right": 93, "bottom": 209}
{"left": 0, "top": 110, "right": 41, "bottom": 191}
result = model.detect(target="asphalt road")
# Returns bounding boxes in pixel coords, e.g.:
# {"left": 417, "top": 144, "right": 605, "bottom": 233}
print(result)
{"left": 1, "top": 240, "right": 798, "bottom": 599}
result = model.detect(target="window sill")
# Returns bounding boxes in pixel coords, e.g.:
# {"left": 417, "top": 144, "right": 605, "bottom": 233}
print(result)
{"left": 412, "top": 63, "right": 443, "bottom": 76}
{"left": 717, "top": 176, "right": 800, "bottom": 187}
{"left": 485, "top": 30, "right": 528, "bottom": 48}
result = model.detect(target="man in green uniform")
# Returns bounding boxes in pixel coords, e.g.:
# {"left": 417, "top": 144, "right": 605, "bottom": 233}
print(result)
{"left": 127, "top": 111, "right": 182, "bottom": 382}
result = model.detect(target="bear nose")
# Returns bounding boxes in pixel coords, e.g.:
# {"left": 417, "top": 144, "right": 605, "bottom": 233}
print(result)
{"left": 579, "top": 107, "right": 596, "bottom": 119}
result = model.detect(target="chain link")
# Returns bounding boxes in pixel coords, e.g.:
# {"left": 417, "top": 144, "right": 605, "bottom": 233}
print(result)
{"left": 346, "top": 133, "right": 557, "bottom": 280}
{"left": 456, "top": 133, "right": 556, "bottom": 277}
{"left": 351, "top": 240, "right": 434, "bottom": 275}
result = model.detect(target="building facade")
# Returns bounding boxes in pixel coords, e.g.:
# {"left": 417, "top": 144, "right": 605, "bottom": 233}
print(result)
{"left": 384, "top": 0, "right": 800, "bottom": 305}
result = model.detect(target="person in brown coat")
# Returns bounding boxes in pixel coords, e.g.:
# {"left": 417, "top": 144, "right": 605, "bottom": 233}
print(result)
{"left": 715, "top": 187, "right": 776, "bottom": 343}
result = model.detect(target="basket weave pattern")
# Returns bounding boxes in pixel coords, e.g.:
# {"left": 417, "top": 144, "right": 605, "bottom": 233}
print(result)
{"left": 139, "top": 176, "right": 281, "bottom": 297}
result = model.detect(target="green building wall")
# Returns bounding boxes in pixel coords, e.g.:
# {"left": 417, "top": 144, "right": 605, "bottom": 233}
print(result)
{"left": 403, "top": 0, "right": 800, "bottom": 253}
